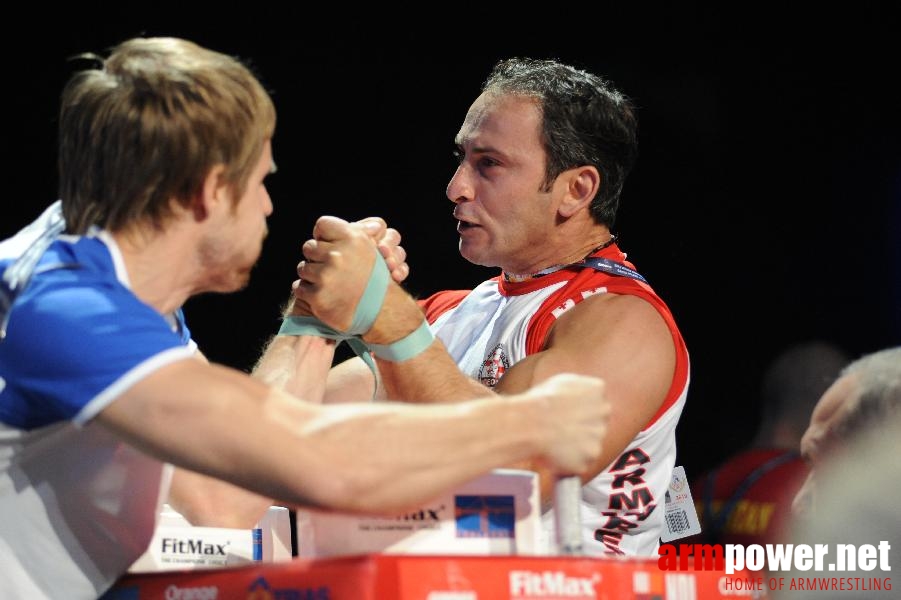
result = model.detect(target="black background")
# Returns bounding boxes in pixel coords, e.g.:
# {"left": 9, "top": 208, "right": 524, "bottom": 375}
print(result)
{"left": 4, "top": 7, "right": 900, "bottom": 479}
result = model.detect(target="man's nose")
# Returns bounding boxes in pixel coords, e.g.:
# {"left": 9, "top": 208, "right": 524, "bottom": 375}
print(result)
{"left": 446, "top": 165, "right": 473, "bottom": 204}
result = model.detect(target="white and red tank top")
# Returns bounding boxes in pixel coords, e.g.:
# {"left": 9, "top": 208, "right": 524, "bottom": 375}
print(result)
{"left": 420, "top": 244, "right": 690, "bottom": 556}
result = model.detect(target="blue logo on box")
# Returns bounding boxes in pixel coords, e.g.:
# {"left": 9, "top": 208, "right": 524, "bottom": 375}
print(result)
{"left": 247, "top": 576, "right": 330, "bottom": 599}
{"left": 454, "top": 495, "right": 515, "bottom": 538}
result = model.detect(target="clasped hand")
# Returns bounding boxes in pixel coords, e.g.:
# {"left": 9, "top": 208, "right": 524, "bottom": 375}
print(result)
{"left": 290, "top": 216, "right": 409, "bottom": 333}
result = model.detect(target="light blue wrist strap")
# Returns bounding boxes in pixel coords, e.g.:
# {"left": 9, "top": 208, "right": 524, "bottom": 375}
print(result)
{"left": 275, "top": 249, "right": 389, "bottom": 397}
{"left": 345, "top": 252, "right": 390, "bottom": 335}
{"left": 278, "top": 315, "right": 378, "bottom": 395}
{"left": 369, "top": 319, "right": 434, "bottom": 362}
{"left": 275, "top": 249, "right": 431, "bottom": 398}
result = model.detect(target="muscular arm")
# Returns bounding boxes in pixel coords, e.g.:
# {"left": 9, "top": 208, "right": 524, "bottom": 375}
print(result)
{"left": 323, "top": 355, "right": 382, "bottom": 403}
{"left": 495, "top": 293, "right": 675, "bottom": 505}
{"left": 296, "top": 216, "right": 659, "bottom": 506}
{"left": 169, "top": 217, "right": 407, "bottom": 523}
{"left": 252, "top": 333, "right": 337, "bottom": 400}
{"left": 369, "top": 289, "right": 675, "bottom": 505}
{"left": 167, "top": 336, "right": 337, "bottom": 527}
{"left": 319, "top": 282, "right": 489, "bottom": 404}
{"left": 98, "top": 359, "right": 608, "bottom": 515}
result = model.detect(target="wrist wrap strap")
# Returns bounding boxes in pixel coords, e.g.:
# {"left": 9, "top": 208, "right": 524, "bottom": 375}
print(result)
{"left": 276, "top": 249, "right": 432, "bottom": 397}
{"left": 369, "top": 319, "right": 434, "bottom": 362}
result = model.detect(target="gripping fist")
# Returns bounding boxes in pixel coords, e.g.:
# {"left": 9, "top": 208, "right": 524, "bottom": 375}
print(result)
{"left": 291, "top": 216, "right": 408, "bottom": 331}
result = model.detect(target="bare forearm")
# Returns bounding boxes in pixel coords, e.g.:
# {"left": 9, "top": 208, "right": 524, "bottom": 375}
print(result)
{"left": 167, "top": 468, "right": 273, "bottom": 528}
{"left": 104, "top": 361, "right": 606, "bottom": 518}
{"left": 120, "top": 386, "right": 543, "bottom": 515}
{"left": 289, "top": 371, "right": 607, "bottom": 514}
{"left": 168, "top": 332, "right": 335, "bottom": 525}
{"left": 253, "top": 334, "right": 336, "bottom": 402}
{"left": 323, "top": 356, "right": 381, "bottom": 403}
{"left": 376, "top": 342, "right": 491, "bottom": 402}
{"left": 361, "top": 284, "right": 487, "bottom": 403}
{"left": 276, "top": 395, "right": 547, "bottom": 513}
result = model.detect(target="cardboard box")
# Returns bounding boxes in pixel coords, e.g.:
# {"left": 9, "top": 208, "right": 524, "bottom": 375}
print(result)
{"left": 128, "top": 504, "right": 292, "bottom": 572}
{"left": 295, "top": 469, "right": 543, "bottom": 558}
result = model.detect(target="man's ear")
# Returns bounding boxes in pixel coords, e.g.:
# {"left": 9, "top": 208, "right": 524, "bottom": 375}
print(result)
{"left": 191, "top": 164, "right": 229, "bottom": 222}
{"left": 557, "top": 166, "right": 601, "bottom": 218}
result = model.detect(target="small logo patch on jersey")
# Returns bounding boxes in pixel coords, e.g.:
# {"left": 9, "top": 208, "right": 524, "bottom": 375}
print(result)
{"left": 479, "top": 343, "right": 510, "bottom": 387}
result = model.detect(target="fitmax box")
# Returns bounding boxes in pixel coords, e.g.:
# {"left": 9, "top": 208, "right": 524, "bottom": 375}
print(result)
{"left": 128, "top": 504, "right": 292, "bottom": 573}
{"left": 296, "top": 468, "right": 544, "bottom": 558}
